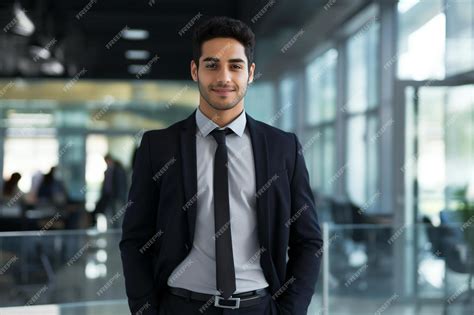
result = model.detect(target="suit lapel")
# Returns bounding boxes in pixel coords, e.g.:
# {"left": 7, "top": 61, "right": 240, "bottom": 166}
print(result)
{"left": 246, "top": 113, "right": 270, "bottom": 249}
{"left": 179, "top": 110, "right": 270, "bottom": 250}
{"left": 179, "top": 110, "right": 198, "bottom": 246}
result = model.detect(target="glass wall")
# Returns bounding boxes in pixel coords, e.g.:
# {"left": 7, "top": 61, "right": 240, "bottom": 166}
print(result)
{"left": 0, "top": 80, "right": 198, "bottom": 226}
{"left": 344, "top": 20, "right": 380, "bottom": 209}
{"left": 397, "top": 0, "right": 445, "bottom": 80}
{"left": 0, "top": 230, "right": 125, "bottom": 307}
{"left": 445, "top": 86, "right": 474, "bottom": 198}
{"left": 408, "top": 85, "right": 474, "bottom": 222}
{"left": 445, "top": 0, "right": 474, "bottom": 76}
{"left": 279, "top": 75, "right": 298, "bottom": 132}
{"left": 398, "top": 0, "right": 474, "bottom": 79}
{"left": 305, "top": 49, "right": 338, "bottom": 196}
{"left": 245, "top": 81, "right": 276, "bottom": 124}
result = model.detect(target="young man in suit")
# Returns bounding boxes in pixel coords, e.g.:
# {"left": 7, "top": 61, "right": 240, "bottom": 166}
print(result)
{"left": 120, "top": 16, "right": 323, "bottom": 315}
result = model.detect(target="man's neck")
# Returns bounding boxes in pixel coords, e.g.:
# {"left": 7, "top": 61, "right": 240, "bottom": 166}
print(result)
{"left": 198, "top": 102, "right": 244, "bottom": 128}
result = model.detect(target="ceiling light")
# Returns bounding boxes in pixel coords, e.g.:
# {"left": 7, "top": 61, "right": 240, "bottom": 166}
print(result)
{"left": 12, "top": 3, "right": 35, "bottom": 36}
{"left": 128, "top": 64, "right": 149, "bottom": 75}
{"left": 30, "top": 45, "right": 51, "bottom": 60}
{"left": 125, "top": 50, "right": 150, "bottom": 60}
{"left": 123, "top": 29, "right": 149, "bottom": 40}
{"left": 40, "top": 60, "right": 64, "bottom": 75}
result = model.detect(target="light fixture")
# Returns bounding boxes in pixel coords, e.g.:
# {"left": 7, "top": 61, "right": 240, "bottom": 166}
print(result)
{"left": 40, "top": 60, "right": 64, "bottom": 75}
{"left": 30, "top": 45, "right": 51, "bottom": 60}
{"left": 125, "top": 50, "right": 150, "bottom": 60}
{"left": 12, "top": 3, "right": 35, "bottom": 36}
{"left": 128, "top": 64, "right": 149, "bottom": 75}
{"left": 123, "top": 29, "right": 149, "bottom": 40}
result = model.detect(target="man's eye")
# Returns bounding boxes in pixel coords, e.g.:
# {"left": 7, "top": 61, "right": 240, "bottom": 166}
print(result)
{"left": 232, "top": 65, "right": 242, "bottom": 69}
{"left": 206, "top": 63, "right": 217, "bottom": 69}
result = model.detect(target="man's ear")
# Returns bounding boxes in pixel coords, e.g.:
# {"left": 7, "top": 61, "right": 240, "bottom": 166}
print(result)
{"left": 248, "top": 62, "right": 256, "bottom": 84}
{"left": 190, "top": 60, "right": 198, "bottom": 82}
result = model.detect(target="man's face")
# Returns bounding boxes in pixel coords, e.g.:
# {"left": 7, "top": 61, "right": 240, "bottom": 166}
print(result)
{"left": 191, "top": 37, "right": 255, "bottom": 111}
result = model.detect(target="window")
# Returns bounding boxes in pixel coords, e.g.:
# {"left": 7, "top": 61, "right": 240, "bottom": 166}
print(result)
{"left": 245, "top": 81, "right": 276, "bottom": 123}
{"left": 279, "top": 76, "right": 297, "bottom": 131}
{"left": 445, "top": 1, "right": 474, "bottom": 75}
{"left": 304, "top": 49, "right": 338, "bottom": 195}
{"left": 346, "top": 21, "right": 379, "bottom": 112}
{"left": 397, "top": 0, "right": 446, "bottom": 79}
{"left": 345, "top": 19, "right": 380, "bottom": 209}
{"left": 399, "top": 0, "right": 474, "bottom": 79}
{"left": 306, "top": 49, "right": 338, "bottom": 124}
{"left": 3, "top": 112, "right": 58, "bottom": 193}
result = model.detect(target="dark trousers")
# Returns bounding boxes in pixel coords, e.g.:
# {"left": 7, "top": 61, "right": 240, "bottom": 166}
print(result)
{"left": 157, "top": 290, "right": 279, "bottom": 315}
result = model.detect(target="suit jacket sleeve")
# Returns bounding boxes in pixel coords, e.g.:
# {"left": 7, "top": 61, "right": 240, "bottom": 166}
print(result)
{"left": 119, "top": 131, "right": 159, "bottom": 315}
{"left": 277, "top": 133, "right": 324, "bottom": 315}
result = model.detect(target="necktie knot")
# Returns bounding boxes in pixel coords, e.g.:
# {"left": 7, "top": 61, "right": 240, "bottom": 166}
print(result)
{"left": 210, "top": 128, "right": 233, "bottom": 144}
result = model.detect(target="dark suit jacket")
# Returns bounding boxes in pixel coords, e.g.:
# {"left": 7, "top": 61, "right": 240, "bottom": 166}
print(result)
{"left": 120, "top": 110, "right": 323, "bottom": 315}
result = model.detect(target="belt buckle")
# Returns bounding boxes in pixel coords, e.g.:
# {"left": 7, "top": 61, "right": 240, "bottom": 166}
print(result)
{"left": 214, "top": 296, "right": 241, "bottom": 309}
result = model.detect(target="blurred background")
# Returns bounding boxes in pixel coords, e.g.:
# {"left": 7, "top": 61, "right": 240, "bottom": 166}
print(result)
{"left": 0, "top": 0, "right": 473, "bottom": 314}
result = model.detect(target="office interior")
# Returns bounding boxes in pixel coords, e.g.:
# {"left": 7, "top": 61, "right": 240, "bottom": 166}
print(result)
{"left": 0, "top": 0, "right": 473, "bottom": 314}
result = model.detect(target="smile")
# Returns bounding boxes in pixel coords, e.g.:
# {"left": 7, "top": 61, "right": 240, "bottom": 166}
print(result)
{"left": 211, "top": 89, "right": 235, "bottom": 95}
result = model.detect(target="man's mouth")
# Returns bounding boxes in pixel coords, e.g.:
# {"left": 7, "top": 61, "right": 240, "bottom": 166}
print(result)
{"left": 211, "top": 88, "right": 235, "bottom": 96}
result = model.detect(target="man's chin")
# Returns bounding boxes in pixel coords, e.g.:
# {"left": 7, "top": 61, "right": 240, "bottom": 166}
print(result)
{"left": 210, "top": 101, "right": 237, "bottom": 111}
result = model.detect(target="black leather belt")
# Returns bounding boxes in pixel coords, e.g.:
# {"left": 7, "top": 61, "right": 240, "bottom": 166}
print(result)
{"left": 167, "top": 287, "right": 269, "bottom": 309}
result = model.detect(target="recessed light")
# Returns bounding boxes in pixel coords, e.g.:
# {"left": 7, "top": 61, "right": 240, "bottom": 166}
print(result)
{"left": 30, "top": 46, "right": 51, "bottom": 60}
{"left": 128, "top": 64, "right": 149, "bottom": 75}
{"left": 12, "top": 4, "right": 35, "bottom": 36}
{"left": 41, "top": 60, "right": 64, "bottom": 75}
{"left": 123, "top": 29, "right": 149, "bottom": 40}
{"left": 125, "top": 50, "right": 150, "bottom": 60}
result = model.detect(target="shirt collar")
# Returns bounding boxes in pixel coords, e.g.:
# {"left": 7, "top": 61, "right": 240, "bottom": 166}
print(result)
{"left": 195, "top": 106, "right": 246, "bottom": 137}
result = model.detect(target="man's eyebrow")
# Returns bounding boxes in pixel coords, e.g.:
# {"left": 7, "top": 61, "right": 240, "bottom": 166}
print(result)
{"left": 228, "top": 58, "right": 246, "bottom": 63}
{"left": 203, "top": 57, "right": 220, "bottom": 62}
{"left": 202, "top": 57, "right": 246, "bottom": 64}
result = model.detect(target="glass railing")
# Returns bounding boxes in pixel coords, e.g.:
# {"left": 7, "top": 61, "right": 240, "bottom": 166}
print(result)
{"left": 312, "top": 223, "right": 474, "bottom": 315}
{"left": 0, "top": 224, "right": 472, "bottom": 314}
{"left": 0, "top": 300, "right": 129, "bottom": 315}
{"left": 0, "top": 229, "right": 125, "bottom": 311}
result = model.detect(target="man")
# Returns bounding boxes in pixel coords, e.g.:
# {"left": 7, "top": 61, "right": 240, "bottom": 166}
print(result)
{"left": 95, "top": 154, "right": 128, "bottom": 227}
{"left": 120, "top": 16, "right": 323, "bottom": 315}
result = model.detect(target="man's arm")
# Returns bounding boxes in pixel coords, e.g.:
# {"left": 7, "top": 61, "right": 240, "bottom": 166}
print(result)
{"left": 119, "top": 131, "right": 159, "bottom": 315}
{"left": 277, "top": 133, "right": 324, "bottom": 315}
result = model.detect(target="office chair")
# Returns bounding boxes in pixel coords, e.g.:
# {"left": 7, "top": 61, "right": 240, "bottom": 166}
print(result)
{"left": 425, "top": 220, "right": 473, "bottom": 315}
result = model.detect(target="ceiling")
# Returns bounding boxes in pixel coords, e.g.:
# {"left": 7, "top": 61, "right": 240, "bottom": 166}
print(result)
{"left": 0, "top": 0, "right": 369, "bottom": 80}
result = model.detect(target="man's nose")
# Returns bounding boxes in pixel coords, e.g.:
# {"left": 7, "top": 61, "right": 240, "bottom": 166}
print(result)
{"left": 216, "top": 67, "right": 231, "bottom": 83}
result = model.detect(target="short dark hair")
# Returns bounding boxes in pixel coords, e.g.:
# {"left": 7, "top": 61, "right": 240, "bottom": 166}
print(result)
{"left": 192, "top": 16, "right": 255, "bottom": 69}
{"left": 104, "top": 153, "right": 114, "bottom": 161}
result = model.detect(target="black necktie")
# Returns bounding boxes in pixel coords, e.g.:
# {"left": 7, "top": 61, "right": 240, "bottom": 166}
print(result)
{"left": 210, "top": 128, "right": 236, "bottom": 299}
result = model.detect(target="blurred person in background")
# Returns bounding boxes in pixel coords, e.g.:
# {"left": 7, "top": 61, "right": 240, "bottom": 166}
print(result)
{"left": 37, "top": 166, "right": 68, "bottom": 207}
{"left": 25, "top": 170, "right": 44, "bottom": 205}
{"left": 2, "top": 172, "right": 22, "bottom": 201}
{"left": 94, "top": 154, "right": 128, "bottom": 228}
{"left": 1, "top": 172, "right": 25, "bottom": 219}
